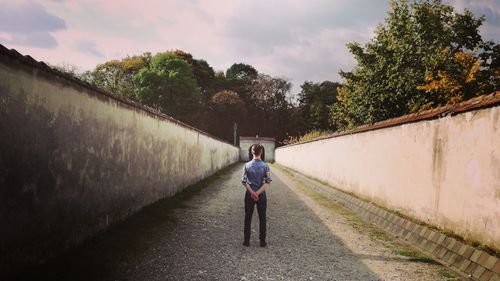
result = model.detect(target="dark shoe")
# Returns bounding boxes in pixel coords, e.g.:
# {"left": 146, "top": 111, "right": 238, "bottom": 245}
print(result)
{"left": 260, "top": 240, "right": 267, "bottom": 247}
{"left": 243, "top": 240, "right": 250, "bottom": 247}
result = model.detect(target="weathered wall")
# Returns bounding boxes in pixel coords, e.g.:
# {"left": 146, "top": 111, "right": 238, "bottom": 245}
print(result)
{"left": 276, "top": 105, "right": 500, "bottom": 250}
{"left": 0, "top": 50, "right": 239, "bottom": 272}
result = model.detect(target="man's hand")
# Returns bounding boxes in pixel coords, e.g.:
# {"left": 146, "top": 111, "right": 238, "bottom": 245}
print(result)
{"left": 251, "top": 191, "right": 259, "bottom": 202}
{"left": 245, "top": 184, "right": 259, "bottom": 202}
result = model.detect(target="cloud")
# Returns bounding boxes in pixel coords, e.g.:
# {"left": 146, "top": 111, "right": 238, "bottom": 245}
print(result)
{"left": 225, "top": 0, "right": 384, "bottom": 49}
{"left": 222, "top": 0, "right": 385, "bottom": 90}
{"left": 8, "top": 32, "right": 59, "bottom": 49}
{"left": 73, "top": 40, "right": 104, "bottom": 57}
{"left": 4, "top": 0, "right": 496, "bottom": 96}
{"left": 0, "top": 1, "right": 66, "bottom": 48}
{"left": 445, "top": 0, "right": 500, "bottom": 41}
{"left": 235, "top": 26, "right": 375, "bottom": 90}
{"left": 447, "top": 0, "right": 500, "bottom": 22}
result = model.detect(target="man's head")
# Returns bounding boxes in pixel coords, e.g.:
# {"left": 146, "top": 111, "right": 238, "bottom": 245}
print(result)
{"left": 251, "top": 143, "right": 263, "bottom": 157}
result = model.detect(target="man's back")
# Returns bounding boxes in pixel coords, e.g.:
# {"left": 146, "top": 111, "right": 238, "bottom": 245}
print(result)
{"left": 242, "top": 159, "right": 272, "bottom": 192}
{"left": 241, "top": 144, "right": 270, "bottom": 247}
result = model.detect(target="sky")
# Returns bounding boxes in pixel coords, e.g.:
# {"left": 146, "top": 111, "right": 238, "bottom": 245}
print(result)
{"left": 0, "top": 0, "right": 499, "bottom": 94}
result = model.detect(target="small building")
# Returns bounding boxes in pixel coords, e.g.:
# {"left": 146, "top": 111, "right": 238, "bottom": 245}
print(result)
{"left": 239, "top": 136, "right": 275, "bottom": 162}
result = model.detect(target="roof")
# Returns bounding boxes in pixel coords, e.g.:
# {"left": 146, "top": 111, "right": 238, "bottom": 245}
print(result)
{"left": 0, "top": 43, "right": 238, "bottom": 148}
{"left": 240, "top": 136, "right": 275, "bottom": 141}
{"left": 279, "top": 91, "right": 500, "bottom": 148}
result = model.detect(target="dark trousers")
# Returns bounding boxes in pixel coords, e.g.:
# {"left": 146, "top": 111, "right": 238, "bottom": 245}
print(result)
{"left": 244, "top": 192, "right": 267, "bottom": 241}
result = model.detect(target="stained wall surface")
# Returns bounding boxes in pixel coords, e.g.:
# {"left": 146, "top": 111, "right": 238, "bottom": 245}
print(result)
{"left": 276, "top": 106, "right": 500, "bottom": 250}
{"left": 0, "top": 51, "right": 239, "bottom": 272}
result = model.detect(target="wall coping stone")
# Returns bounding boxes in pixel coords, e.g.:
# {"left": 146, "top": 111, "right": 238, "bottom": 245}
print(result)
{"left": 277, "top": 91, "right": 499, "bottom": 149}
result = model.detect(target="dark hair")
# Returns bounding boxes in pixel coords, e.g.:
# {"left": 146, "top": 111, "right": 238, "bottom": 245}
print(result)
{"left": 251, "top": 144, "right": 263, "bottom": 156}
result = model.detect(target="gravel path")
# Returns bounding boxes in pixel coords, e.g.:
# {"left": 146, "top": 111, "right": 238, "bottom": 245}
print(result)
{"left": 121, "top": 163, "right": 456, "bottom": 280}
{"left": 22, "top": 163, "right": 456, "bottom": 280}
{"left": 272, "top": 165, "right": 460, "bottom": 281}
{"left": 123, "top": 163, "right": 381, "bottom": 281}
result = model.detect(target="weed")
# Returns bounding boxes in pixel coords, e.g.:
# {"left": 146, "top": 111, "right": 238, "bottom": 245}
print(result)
{"left": 392, "top": 248, "right": 437, "bottom": 264}
{"left": 437, "top": 269, "right": 456, "bottom": 279}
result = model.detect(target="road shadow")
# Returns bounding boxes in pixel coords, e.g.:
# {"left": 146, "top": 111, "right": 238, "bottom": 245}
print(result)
{"left": 354, "top": 253, "right": 440, "bottom": 264}
{"left": 15, "top": 164, "right": 238, "bottom": 281}
{"left": 230, "top": 171, "right": 382, "bottom": 280}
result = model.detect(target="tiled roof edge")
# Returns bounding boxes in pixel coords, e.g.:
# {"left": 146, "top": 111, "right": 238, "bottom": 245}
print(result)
{"left": 278, "top": 91, "right": 500, "bottom": 149}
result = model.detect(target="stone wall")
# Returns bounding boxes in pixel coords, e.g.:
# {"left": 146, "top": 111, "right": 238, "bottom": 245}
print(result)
{"left": 0, "top": 47, "right": 239, "bottom": 273}
{"left": 276, "top": 97, "right": 500, "bottom": 250}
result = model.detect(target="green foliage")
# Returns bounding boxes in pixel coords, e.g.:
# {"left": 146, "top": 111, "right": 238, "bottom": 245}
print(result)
{"left": 394, "top": 248, "right": 434, "bottom": 263}
{"left": 81, "top": 50, "right": 296, "bottom": 144}
{"left": 133, "top": 51, "right": 201, "bottom": 123}
{"left": 331, "top": 0, "right": 497, "bottom": 130}
{"left": 44, "top": 0, "right": 500, "bottom": 147}
{"left": 224, "top": 64, "right": 260, "bottom": 119}
{"left": 437, "top": 269, "right": 456, "bottom": 279}
{"left": 298, "top": 81, "right": 340, "bottom": 132}
{"left": 92, "top": 53, "right": 151, "bottom": 100}
{"left": 209, "top": 90, "right": 247, "bottom": 141}
{"left": 216, "top": 70, "right": 293, "bottom": 143}
{"left": 169, "top": 50, "right": 219, "bottom": 130}
{"left": 247, "top": 74, "right": 293, "bottom": 142}
{"left": 282, "top": 130, "right": 333, "bottom": 145}
{"left": 172, "top": 50, "right": 216, "bottom": 95}
{"left": 225, "top": 63, "right": 258, "bottom": 81}
{"left": 478, "top": 41, "right": 500, "bottom": 88}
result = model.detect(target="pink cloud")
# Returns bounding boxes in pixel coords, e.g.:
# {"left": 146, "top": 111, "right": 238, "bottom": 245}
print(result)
{"left": 6, "top": 0, "right": 497, "bottom": 95}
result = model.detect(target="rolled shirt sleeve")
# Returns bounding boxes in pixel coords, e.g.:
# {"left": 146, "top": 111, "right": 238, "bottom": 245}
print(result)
{"left": 263, "top": 165, "right": 272, "bottom": 184}
{"left": 241, "top": 165, "right": 249, "bottom": 186}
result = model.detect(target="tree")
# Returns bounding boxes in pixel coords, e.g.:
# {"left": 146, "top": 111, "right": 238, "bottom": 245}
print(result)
{"left": 134, "top": 51, "right": 201, "bottom": 124}
{"left": 417, "top": 51, "right": 483, "bottom": 104}
{"left": 209, "top": 90, "right": 247, "bottom": 141}
{"left": 172, "top": 50, "right": 216, "bottom": 96}
{"left": 224, "top": 63, "right": 260, "bottom": 110}
{"left": 332, "top": 0, "right": 496, "bottom": 130}
{"left": 51, "top": 63, "right": 81, "bottom": 77}
{"left": 298, "top": 81, "right": 340, "bottom": 132}
{"left": 169, "top": 50, "right": 221, "bottom": 130}
{"left": 50, "top": 63, "right": 93, "bottom": 83}
{"left": 207, "top": 68, "right": 293, "bottom": 144}
{"left": 477, "top": 41, "right": 500, "bottom": 89}
{"left": 245, "top": 74, "right": 293, "bottom": 143}
{"left": 91, "top": 53, "right": 151, "bottom": 100}
{"left": 226, "top": 63, "right": 258, "bottom": 81}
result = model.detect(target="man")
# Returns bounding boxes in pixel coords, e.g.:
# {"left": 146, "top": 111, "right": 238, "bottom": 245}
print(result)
{"left": 241, "top": 144, "right": 272, "bottom": 247}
